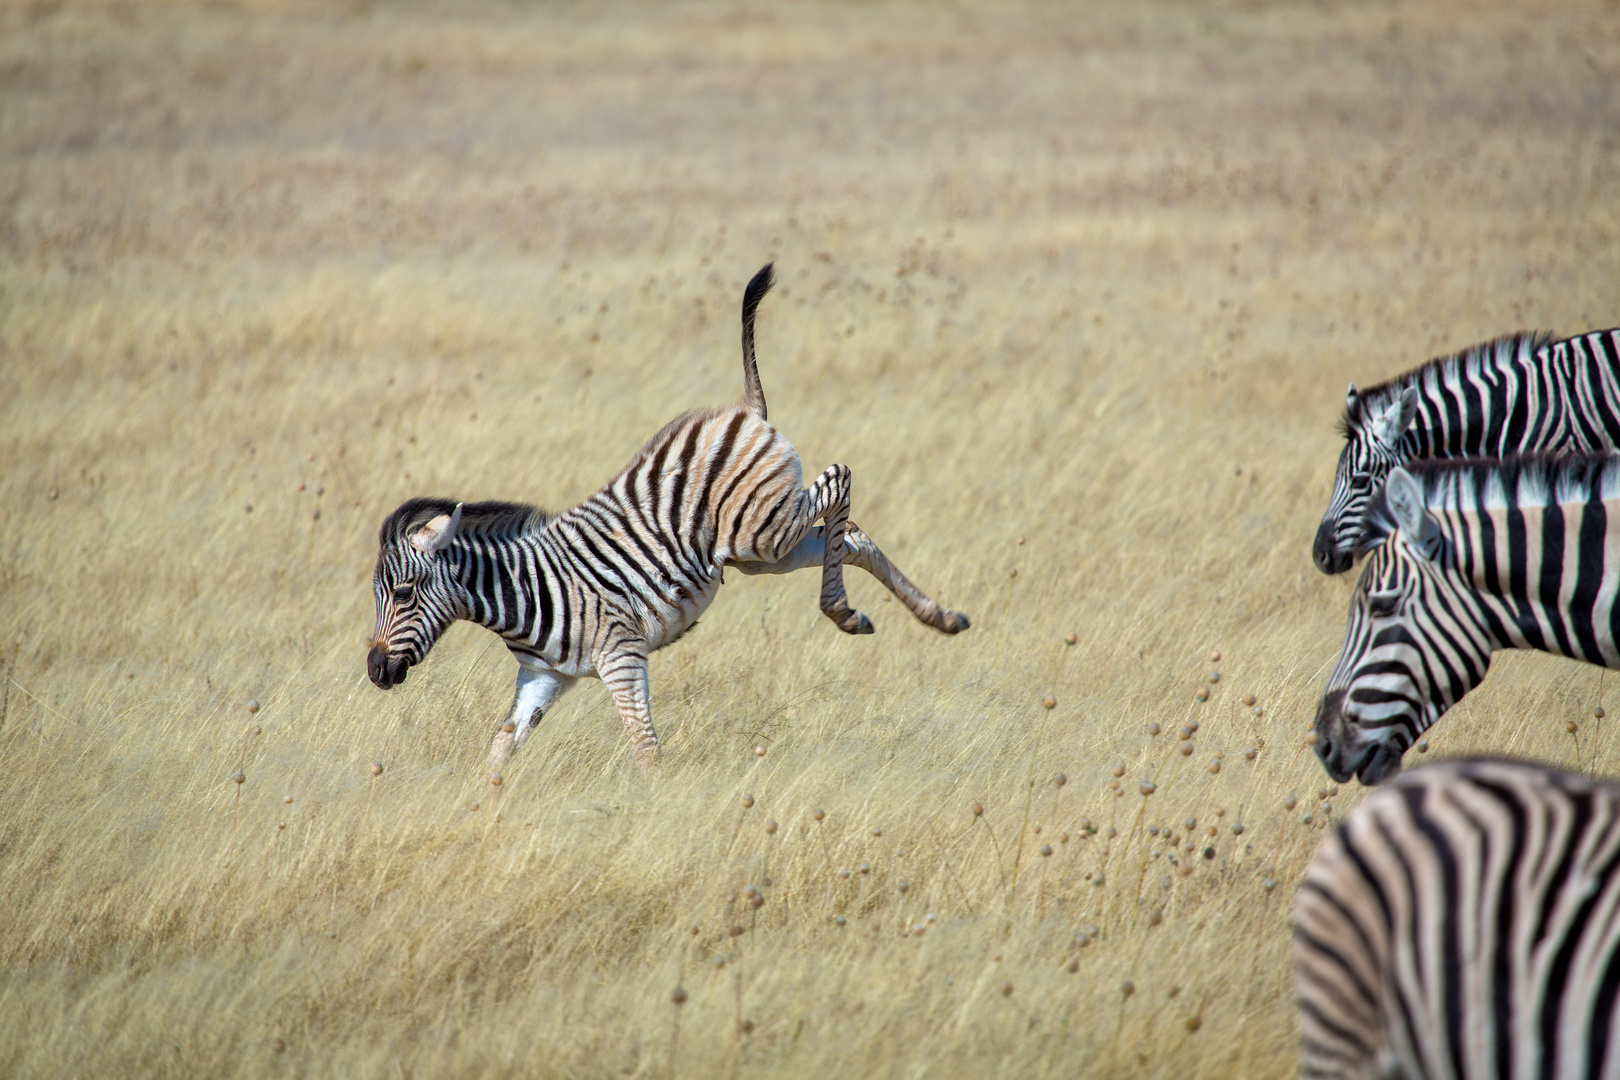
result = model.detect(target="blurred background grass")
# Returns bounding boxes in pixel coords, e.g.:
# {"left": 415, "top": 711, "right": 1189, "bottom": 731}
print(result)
{"left": 1, "top": 1, "right": 1617, "bottom": 1076}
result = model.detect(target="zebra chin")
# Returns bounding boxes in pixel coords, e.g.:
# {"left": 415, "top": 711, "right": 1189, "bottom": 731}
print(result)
{"left": 367, "top": 645, "right": 411, "bottom": 689}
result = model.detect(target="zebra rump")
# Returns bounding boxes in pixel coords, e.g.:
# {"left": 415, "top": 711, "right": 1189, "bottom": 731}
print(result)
{"left": 1296, "top": 757, "right": 1620, "bottom": 1080}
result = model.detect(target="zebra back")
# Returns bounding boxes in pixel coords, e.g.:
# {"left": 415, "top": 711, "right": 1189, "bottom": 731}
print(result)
{"left": 1296, "top": 757, "right": 1620, "bottom": 1080}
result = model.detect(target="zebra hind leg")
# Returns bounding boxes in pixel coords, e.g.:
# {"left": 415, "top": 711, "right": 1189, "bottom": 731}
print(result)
{"left": 802, "top": 463, "right": 872, "bottom": 635}
{"left": 843, "top": 523, "right": 970, "bottom": 634}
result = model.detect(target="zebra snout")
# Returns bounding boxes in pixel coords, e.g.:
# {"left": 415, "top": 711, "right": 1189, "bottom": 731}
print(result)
{"left": 1312, "top": 520, "right": 1352, "bottom": 575}
{"left": 367, "top": 645, "right": 409, "bottom": 689}
{"left": 1314, "top": 690, "right": 1354, "bottom": 783}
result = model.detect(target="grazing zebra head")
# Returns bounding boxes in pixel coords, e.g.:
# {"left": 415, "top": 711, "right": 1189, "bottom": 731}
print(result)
{"left": 1314, "top": 465, "right": 1484, "bottom": 785}
{"left": 368, "top": 498, "right": 466, "bottom": 689}
{"left": 1311, "top": 384, "right": 1419, "bottom": 575}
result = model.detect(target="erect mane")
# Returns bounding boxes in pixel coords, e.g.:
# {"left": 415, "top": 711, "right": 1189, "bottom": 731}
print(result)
{"left": 1338, "top": 330, "right": 1556, "bottom": 437}
{"left": 378, "top": 497, "right": 554, "bottom": 547}
{"left": 1355, "top": 451, "right": 1620, "bottom": 556}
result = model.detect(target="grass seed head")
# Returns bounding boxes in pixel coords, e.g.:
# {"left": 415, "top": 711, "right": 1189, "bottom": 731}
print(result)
{"left": 839, "top": 869, "right": 850, "bottom": 879}
{"left": 246, "top": 699, "right": 260, "bottom": 714}
{"left": 1208, "top": 760, "right": 1220, "bottom": 774}
{"left": 231, "top": 770, "right": 245, "bottom": 785}
{"left": 1194, "top": 686, "right": 1209, "bottom": 701}
{"left": 1597, "top": 706, "right": 1608, "bottom": 719}
{"left": 501, "top": 721, "right": 516, "bottom": 733}
{"left": 871, "top": 827, "right": 882, "bottom": 837}
{"left": 1186, "top": 1015, "right": 1202, "bottom": 1032}
{"left": 1148, "top": 722, "right": 1161, "bottom": 736}
{"left": 971, "top": 801, "right": 983, "bottom": 817}
{"left": 1064, "top": 632, "right": 1077, "bottom": 646}
{"left": 859, "top": 863, "right": 871, "bottom": 875}
{"left": 1042, "top": 695, "right": 1056, "bottom": 709}
{"left": 897, "top": 879, "right": 909, "bottom": 893}
{"left": 272, "top": 1038, "right": 286, "bottom": 1054}
{"left": 1121, "top": 980, "right": 1135, "bottom": 997}
{"left": 738, "top": 1018, "right": 754, "bottom": 1034}
{"left": 371, "top": 762, "right": 383, "bottom": 776}
{"left": 1283, "top": 795, "right": 1296, "bottom": 809}
{"left": 835, "top": 914, "right": 846, "bottom": 926}
{"left": 727, "top": 925, "right": 744, "bottom": 938}
{"left": 1188, "top": 719, "right": 1199, "bottom": 732}
{"left": 813, "top": 808, "right": 825, "bottom": 821}
{"left": 283, "top": 794, "right": 293, "bottom": 804}
{"left": 1040, "top": 844, "right": 1052, "bottom": 857}
{"left": 1242, "top": 693, "right": 1257, "bottom": 707}
{"left": 1417, "top": 739, "right": 1430, "bottom": 753}
{"left": 1232, "top": 822, "right": 1244, "bottom": 834}
{"left": 1111, "top": 763, "right": 1125, "bottom": 777}
{"left": 1209, "top": 650, "right": 1221, "bottom": 662}
{"left": 468, "top": 800, "right": 479, "bottom": 811}
{"left": 1567, "top": 720, "right": 1579, "bottom": 733}
{"left": 764, "top": 818, "right": 777, "bottom": 834}
{"left": 670, "top": 987, "right": 687, "bottom": 1006}
{"left": 1147, "top": 910, "right": 1162, "bottom": 926}
{"left": 1179, "top": 743, "right": 1193, "bottom": 756}
{"left": 1244, "top": 747, "right": 1258, "bottom": 760}
{"left": 1140, "top": 781, "right": 1156, "bottom": 796}
{"left": 1067, "top": 959, "right": 1079, "bottom": 973}
{"left": 741, "top": 793, "right": 754, "bottom": 808}
{"left": 1000, "top": 981, "right": 1013, "bottom": 996}
{"left": 1208, "top": 671, "right": 1220, "bottom": 683}
{"left": 755, "top": 745, "right": 766, "bottom": 757}
{"left": 490, "top": 774, "right": 502, "bottom": 787}
{"left": 1054, "top": 771, "right": 1067, "bottom": 787}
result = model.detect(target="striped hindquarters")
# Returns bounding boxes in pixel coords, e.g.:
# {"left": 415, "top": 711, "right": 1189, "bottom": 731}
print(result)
{"left": 1296, "top": 758, "right": 1620, "bottom": 1080}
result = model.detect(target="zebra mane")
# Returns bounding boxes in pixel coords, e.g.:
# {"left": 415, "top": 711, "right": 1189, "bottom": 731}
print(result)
{"left": 378, "top": 497, "right": 553, "bottom": 548}
{"left": 1356, "top": 452, "right": 1620, "bottom": 556}
{"left": 1339, "top": 330, "right": 1557, "bottom": 437}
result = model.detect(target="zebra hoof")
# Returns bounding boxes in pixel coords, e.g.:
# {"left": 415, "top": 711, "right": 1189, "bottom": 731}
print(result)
{"left": 841, "top": 612, "right": 874, "bottom": 635}
{"left": 939, "top": 610, "right": 971, "bottom": 634}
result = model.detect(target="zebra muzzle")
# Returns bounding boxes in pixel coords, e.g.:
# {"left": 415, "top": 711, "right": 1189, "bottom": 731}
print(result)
{"left": 367, "top": 645, "right": 410, "bottom": 689}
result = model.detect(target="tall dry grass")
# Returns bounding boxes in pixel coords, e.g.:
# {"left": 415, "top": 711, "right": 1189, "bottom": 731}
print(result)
{"left": 1, "top": 1, "right": 1618, "bottom": 1076}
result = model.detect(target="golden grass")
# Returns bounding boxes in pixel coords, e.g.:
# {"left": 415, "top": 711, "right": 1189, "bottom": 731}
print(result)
{"left": 2, "top": 1, "right": 1619, "bottom": 1076}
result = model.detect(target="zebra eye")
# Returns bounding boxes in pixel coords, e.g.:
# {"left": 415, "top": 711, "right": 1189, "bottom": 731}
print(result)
{"left": 1349, "top": 471, "right": 1372, "bottom": 490}
{"left": 1366, "top": 589, "right": 1401, "bottom": 618}
{"left": 392, "top": 583, "right": 415, "bottom": 604}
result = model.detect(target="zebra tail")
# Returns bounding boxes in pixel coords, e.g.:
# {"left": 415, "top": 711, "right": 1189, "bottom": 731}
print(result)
{"left": 741, "top": 263, "right": 774, "bottom": 420}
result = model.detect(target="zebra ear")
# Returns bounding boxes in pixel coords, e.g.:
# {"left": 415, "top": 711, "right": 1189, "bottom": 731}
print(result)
{"left": 1346, "top": 383, "right": 1358, "bottom": 411}
{"left": 411, "top": 502, "right": 463, "bottom": 555}
{"left": 1371, "top": 388, "right": 1419, "bottom": 447}
{"left": 1384, "top": 469, "right": 1440, "bottom": 560}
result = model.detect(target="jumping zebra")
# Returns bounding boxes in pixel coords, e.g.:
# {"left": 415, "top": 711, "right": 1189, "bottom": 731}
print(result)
{"left": 366, "top": 265, "right": 970, "bottom": 776}
{"left": 1314, "top": 453, "right": 1620, "bottom": 786}
{"left": 1314, "top": 327, "right": 1620, "bottom": 575}
{"left": 1296, "top": 757, "right": 1620, "bottom": 1080}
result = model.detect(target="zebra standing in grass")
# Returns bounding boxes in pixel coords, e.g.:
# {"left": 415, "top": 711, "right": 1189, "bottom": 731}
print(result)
{"left": 1314, "top": 328, "right": 1620, "bottom": 574}
{"left": 367, "top": 265, "right": 970, "bottom": 776}
{"left": 1296, "top": 757, "right": 1620, "bottom": 1080}
{"left": 1313, "top": 453, "right": 1620, "bottom": 786}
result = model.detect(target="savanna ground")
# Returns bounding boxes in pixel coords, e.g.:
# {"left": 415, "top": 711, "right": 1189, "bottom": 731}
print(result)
{"left": 2, "top": 1, "right": 1618, "bottom": 1076}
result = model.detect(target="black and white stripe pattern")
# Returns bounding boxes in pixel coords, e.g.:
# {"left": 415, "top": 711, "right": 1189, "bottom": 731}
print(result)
{"left": 1296, "top": 758, "right": 1620, "bottom": 1080}
{"left": 367, "top": 265, "right": 969, "bottom": 775}
{"left": 1314, "top": 328, "right": 1620, "bottom": 574}
{"left": 1313, "top": 453, "right": 1620, "bottom": 785}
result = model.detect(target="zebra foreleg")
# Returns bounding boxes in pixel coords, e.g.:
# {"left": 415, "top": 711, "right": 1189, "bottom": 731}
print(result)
{"left": 599, "top": 647, "right": 660, "bottom": 773}
{"left": 489, "top": 661, "right": 578, "bottom": 779}
{"left": 728, "top": 525, "right": 969, "bottom": 634}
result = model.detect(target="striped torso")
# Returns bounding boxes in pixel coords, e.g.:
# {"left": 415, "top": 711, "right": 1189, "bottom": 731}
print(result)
{"left": 1296, "top": 758, "right": 1620, "bottom": 1080}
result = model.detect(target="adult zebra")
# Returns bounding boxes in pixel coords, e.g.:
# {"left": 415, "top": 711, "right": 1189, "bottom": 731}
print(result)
{"left": 367, "top": 265, "right": 970, "bottom": 777}
{"left": 1313, "top": 327, "right": 1620, "bottom": 574}
{"left": 1314, "top": 453, "right": 1620, "bottom": 786}
{"left": 1295, "top": 758, "right": 1620, "bottom": 1080}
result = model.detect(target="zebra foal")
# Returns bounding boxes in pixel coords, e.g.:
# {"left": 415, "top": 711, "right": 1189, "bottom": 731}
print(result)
{"left": 366, "top": 265, "right": 970, "bottom": 776}
{"left": 1314, "top": 327, "right": 1620, "bottom": 574}
{"left": 1314, "top": 453, "right": 1620, "bottom": 786}
{"left": 1296, "top": 758, "right": 1620, "bottom": 1080}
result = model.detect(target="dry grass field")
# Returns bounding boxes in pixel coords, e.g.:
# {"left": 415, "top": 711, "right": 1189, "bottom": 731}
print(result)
{"left": 2, "top": 1, "right": 1618, "bottom": 1076}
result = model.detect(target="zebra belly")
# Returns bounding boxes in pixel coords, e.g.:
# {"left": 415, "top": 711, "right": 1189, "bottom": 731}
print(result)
{"left": 641, "top": 570, "right": 723, "bottom": 652}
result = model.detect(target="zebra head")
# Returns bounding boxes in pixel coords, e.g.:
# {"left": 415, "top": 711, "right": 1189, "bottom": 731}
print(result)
{"left": 1313, "top": 384, "right": 1420, "bottom": 575}
{"left": 368, "top": 499, "right": 465, "bottom": 690}
{"left": 1314, "top": 467, "right": 1490, "bottom": 785}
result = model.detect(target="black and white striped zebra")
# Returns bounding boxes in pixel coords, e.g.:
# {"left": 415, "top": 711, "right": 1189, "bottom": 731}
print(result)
{"left": 1314, "top": 328, "right": 1620, "bottom": 575}
{"left": 1295, "top": 757, "right": 1620, "bottom": 1080}
{"left": 367, "top": 265, "right": 970, "bottom": 775}
{"left": 1313, "top": 453, "right": 1620, "bottom": 786}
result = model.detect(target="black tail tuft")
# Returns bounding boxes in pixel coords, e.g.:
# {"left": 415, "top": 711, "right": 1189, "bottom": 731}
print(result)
{"left": 741, "top": 263, "right": 774, "bottom": 420}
